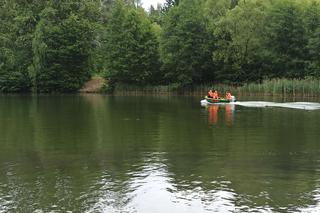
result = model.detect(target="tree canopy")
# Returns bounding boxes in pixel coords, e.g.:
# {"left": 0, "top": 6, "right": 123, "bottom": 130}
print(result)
{"left": 1, "top": 0, "right": 320, "bottom": 92}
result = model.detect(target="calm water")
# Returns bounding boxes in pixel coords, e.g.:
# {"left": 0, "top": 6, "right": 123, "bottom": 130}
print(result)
{"left": 0, "top": 94, "right": 320, "bottom": 212}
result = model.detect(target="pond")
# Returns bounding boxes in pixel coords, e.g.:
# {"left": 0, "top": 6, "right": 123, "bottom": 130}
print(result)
{"left": 0, "top": 94, "right": 320, "bottom": 212}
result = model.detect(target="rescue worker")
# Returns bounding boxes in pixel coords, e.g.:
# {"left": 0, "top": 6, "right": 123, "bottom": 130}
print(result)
{"left": 212, "top": 90, "right": 219, "bottom": 99}
{"left": 207, "top": 90, "right": 214, "bottom": 98}
{"left": 226, "top": 91, "right": 232, "bottom": 100}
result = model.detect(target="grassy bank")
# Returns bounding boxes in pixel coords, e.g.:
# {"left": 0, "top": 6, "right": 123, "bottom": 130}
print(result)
{"left": 109, "top": 83, "right": 177, "bottom": 95}
{"left": 238, "top": 78, "right": 320, "bottom": 97}
{"left": 194, "top": 79, "right": 320, "bottom": 97}
{"left": 103, "top": 79, "right": 320, "bottom": 97}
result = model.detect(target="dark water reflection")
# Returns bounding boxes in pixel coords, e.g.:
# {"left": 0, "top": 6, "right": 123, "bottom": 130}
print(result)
{"left": 0, "top": 95, "right": 320, "bottom": 212}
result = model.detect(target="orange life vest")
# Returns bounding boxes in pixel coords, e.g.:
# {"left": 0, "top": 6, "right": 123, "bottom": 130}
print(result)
{"left": 226, "top": 93, "right": 232, "bottom": 100}
{"left": 212, "top": 92, "right": 219, "bottom": 99}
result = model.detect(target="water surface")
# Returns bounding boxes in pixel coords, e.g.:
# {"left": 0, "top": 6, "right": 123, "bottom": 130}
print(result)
{"left": 0, "top": 94, "right": 320, "bottom": 212}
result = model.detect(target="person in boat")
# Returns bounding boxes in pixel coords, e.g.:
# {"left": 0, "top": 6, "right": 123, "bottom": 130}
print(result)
{"left": 212, "top": 90, "right": 219, "bottom": 99}
{"left": 226, "top": 91, "right": 232, "bottom": 100}
{"left": 207, "top": 89, "right": 214, "bottom": 98}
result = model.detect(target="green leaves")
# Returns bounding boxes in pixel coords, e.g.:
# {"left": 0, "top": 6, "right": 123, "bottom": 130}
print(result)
{"left": 103, "top": 1, "right": 160, "bottom": 85}
{"left": 2, "top": 0, "right": 320, "bottom": 92}
{"left": 160, "top": 0, "right": 214, "bottom": 86}
{"left": 32, "top": 0, "right": 100, "bottom": 92}
{"left": 0, "top": 0, "right": 40, "bottom": 92}
{"left": 0, "top": 0, "right": 101, "bottom": 93}
{"left": 212, "top": 0, "right": 267, "bottom": 83}
{"left": 263, "top": 0, "right": 308, "bottom": 79}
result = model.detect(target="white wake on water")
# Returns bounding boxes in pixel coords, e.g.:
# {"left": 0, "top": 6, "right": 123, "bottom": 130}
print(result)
{"left": 200, "top": 99, "right": 320, "bottom": 110}
{"left": 234, "top": 101, "right": 320, "bottom": 110}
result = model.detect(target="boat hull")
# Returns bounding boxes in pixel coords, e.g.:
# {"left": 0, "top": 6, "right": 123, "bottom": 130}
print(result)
{"left": 201, "top": 96, "right": 236, "bottom": 106}
{"left": 205, "top": 96, "right": 235, "bottom": 103}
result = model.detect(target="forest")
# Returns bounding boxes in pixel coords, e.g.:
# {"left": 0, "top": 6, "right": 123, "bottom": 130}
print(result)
{"left": 1, "top": 0, "right": 320, "bottom": 93}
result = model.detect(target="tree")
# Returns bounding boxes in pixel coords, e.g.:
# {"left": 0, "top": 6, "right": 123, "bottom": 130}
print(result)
{"left": 212, "top": 0, "right": 268, "bottom": 83}
{"left": 101, "top": 0, "right": 116, "bottom": 23}
{"left": 304, "top": 1, "right": 320, "bottom": 77}
{"left": 103, "top": 1, "right": 160, "bottom": 85}
{"left": 162, "top": 0, "right": 180, "bottom": 13}
{"left": 160, "top": 0, "right": 215, "bottom": 86}
{"left": 149, "top": 4, "right": 163, "bottom": 25}
{"left": 32, "top": 0, "right": 100, "bottom": 92}
{"left": 204, "top": 0, "right": 231, "bottom": 24}
{"left": 263, "top": 0, "right": 308, "bottom": 79}
{"left": 0, "top": 0, "right": 45, "bottom": 92}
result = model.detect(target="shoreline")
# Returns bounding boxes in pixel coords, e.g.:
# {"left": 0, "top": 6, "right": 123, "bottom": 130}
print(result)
{"left": 1, "top": 78, "right": 320, "bottom": 98}
{"left": 95, "top": 78, "right": 320, "bottom": 97}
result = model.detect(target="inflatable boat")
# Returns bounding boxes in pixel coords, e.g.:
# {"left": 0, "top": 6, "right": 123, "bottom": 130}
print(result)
{"left": 201, "top": 96, "right": 236, "bottom": 105}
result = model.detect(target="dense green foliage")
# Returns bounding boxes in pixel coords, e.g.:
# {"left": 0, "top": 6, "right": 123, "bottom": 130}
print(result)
{"left": 160, "top": 0, "right": 214, "bottom": 86}
{"left": 263, "top": 0, "right": 308, "bottom": 79}
{"left": 212, "top": 0, "right": 266, "bottom": 83}
{"left": 0, "top": 0, "right": 45, "bottom": 92}
{"left": 32, "top": 0, "right": 99, "bottom": 92}
{"left": 0, "top": 0, "right": 100, "bottom": 92}
{"left": 1, "top": 0, "right": 320, "bottom": 92}
{"left": 102, "top": 1, "right": 160, "bottom": 85}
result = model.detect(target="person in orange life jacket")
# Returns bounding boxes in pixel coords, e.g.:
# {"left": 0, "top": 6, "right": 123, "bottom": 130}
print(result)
{"left": 208, "top": 90, "right": 214, "bottom": 98}
{"left": 226, "top": 91, "right": 232, "bottom": 100}
{"left": 212, "top": 90, "right": 219, "bottom": 99}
